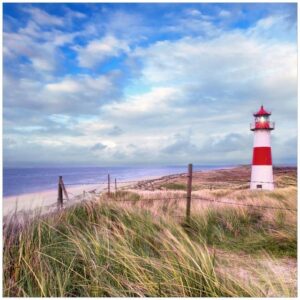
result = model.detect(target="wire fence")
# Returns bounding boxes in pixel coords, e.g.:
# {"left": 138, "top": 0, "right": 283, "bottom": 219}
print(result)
{"left": 56, "top": 164, "right": 297, "bottom": 217}
{"left": 96, "top": 195, "right": 296, "bottom": 212}
{"left": 61, "top": 175, "right": 287, "bottom": 185}
{"left": 63, "top": 179, "right": 281, "bottom": 187}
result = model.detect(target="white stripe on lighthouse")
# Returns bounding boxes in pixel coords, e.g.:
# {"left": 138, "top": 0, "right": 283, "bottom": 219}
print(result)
{"left": 250, "top": 166, "right": 274, "bottom": 190}
{"left": 253, "top": 130, "right": 271, "bottom": 147}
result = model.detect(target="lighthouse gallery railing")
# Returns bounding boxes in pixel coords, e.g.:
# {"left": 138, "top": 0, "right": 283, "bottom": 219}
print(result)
{"left": 250, "top": 121, "right": 275, "bottom": 131}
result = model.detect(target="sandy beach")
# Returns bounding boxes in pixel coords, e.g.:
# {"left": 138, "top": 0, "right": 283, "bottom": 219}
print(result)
{"left": 3, "top": 174, "right": 162, "bottom": 218}
{"left": 3, "top": 184, "right": 97, "bottom": 217}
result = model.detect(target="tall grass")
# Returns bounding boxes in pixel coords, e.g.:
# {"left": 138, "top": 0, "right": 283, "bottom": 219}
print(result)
{"left": 187, "top": 207, "right": 296, "bottom": 257}
{"left": 3, "top": 193, "right": 296, "bottom": 297}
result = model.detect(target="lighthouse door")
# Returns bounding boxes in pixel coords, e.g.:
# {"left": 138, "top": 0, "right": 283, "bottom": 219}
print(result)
{"left": 256, "top": 184, "right": 262, "bottom": 189}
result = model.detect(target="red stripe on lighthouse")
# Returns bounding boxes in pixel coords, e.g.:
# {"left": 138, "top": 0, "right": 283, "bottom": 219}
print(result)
{"left": 252, "top": 147, "right": 272, "bottom": 165}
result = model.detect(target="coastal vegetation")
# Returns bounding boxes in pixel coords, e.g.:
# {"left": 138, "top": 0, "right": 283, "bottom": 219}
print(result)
{"left": 3, "top": 167, "right": 297, "bottom": 297}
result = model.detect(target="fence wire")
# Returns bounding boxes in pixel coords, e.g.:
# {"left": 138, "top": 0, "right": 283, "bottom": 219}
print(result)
{"left": 58, "top": 171, "right": 296, "bottom": 213}
{"left": 62, "top": 173, "right": 289, "bottom": 188}
{"left": 191, "top": 196, "right": 297, "bottom": 212}
{"left": 105, "top": 196, "right": 296, "bottom": 212}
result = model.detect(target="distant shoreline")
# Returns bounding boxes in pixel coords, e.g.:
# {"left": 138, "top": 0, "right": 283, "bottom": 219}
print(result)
{"left": 3, "top": 165, "right": 297, "bottom": 218}
{"left": 4, "top": 165, "right": 236, "bottom": 198}
{"left": 3, "top": 166, "right": 237, "bottom": 218}
{"left": 3, "top": 173, "right": 165, "bottom": 199}
{"left": 3, "top": 173, "right": 164, "bottom": 218}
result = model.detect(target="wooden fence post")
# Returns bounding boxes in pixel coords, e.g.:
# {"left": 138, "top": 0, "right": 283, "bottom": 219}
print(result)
{"left": 186, "top": 164, "right": 193, "bottom": 222}
{"left": 108, "top": 174, "right": 111, "bottom": 196}
{"left": 57, "top": 176, "right": 63, "bottom": 209}
{"left": 115, "top": 178, "right": 117, "bottom": 192}
{"left": 60, "top": 177, "right": 69, "bottom": 201}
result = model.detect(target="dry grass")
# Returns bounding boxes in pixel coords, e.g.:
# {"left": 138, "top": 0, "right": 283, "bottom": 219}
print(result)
{"left": 3, "top": 166, "right": 297, "bottom": 297}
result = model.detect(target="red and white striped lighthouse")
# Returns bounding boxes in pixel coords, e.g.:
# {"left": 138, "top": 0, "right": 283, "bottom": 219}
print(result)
{"left": 250, "top": 105, "right": 275, "bottom": 190}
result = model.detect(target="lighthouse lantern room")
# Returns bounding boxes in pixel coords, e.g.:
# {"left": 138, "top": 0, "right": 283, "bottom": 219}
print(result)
{"left": 250, "top": 105, "right": 275, "bottom": 190}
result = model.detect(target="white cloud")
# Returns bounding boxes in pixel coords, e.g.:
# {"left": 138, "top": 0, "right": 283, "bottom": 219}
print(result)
{"left": 103, "top": 86, "right": 180, "bottom": 117}
{"left": 103, "top": 10, "right": 149, "bottom": 41}
{"left": 4, "top": 29, "right": 64, "bottom": 73}
{"left": 184, "top": 9, "right": 202, "bottom": 17}
{"left": 76, "top": 35, "right": 130, "bottom": 68}
{"left": 24, "top": 7, "right": 64, "bottom": 27}
{"left": 31, "top": 56, "right": 55, "bottom": 72}
{"left": 219, "top": 10, "right": 231, "bottom": 18}
{"left": 164, "top": 17, "right": 219, "bottom": 37}
{"left": 4, "top": 72, "right": 122, "bottom": 115}
{"left": 46, "top": 79, "right": 82, "bottom": 93}
{"left": 248, "top": 14, "right": 296, "bottom": 42}
{"left": 63, "top": 7, "right": 87, "bottom": 20}
{"left": 135, "top": 32, "right": 296, "bottom": 88}
{"left": 4, "top": 9, "right": 86, "bottom": 75}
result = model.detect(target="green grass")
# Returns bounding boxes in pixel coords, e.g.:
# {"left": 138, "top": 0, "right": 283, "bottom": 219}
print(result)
{"left": 186, "top": 207, "right": 297, "bottom": 258}
{"left": 113, "top": 190, "right": 141, "bottom": 201}
{"left": 3, "top": 193, "right": 296, "bottom": 297}
{"left": 160, "top": 182, "right": 248, "bottom": 192}
{"left": 3, "top": 203, "right": 232, "bottom": 297}
{"left": 161, "top": 182, "right": 187, "bottom": 190}
{"left": 160, "top": 182, "right": 203, "bottom": 191}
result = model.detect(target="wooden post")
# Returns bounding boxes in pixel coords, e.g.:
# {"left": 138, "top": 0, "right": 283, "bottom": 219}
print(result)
{"left": 57, "top": 176, "right": 63, "bottom": 209}
{"left": 108, "top": 174, "right": 111, "bottom": 196}
{"left": 115, "top": 178, "right": 117, "bottom": 192}
{"left": 186, "top": 164, "right": 193, "bottom": 222}
{"left": 60, "top": 177, "right": 69, "bottom": 201}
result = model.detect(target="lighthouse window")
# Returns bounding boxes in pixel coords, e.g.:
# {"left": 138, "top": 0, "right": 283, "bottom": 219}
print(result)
{"left": 260, "top": 117, "right": 265, "bottom": 122}
{"left": 257, "top": 184, "right": 262, "bottom": 189}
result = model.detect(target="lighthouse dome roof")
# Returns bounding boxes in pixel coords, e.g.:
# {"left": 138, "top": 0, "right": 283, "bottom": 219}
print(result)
{"left": 254, "top": 105, "right": 271, "bottom": 116}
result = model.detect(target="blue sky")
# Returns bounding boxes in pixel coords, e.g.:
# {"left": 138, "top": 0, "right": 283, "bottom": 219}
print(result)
{"left": 3, "top": 3, "right": 297, "bottom": 167}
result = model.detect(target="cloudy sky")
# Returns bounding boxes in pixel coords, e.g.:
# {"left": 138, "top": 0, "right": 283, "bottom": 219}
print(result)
{"left": 3, "top": 3, "right": 297, "bottom": 167}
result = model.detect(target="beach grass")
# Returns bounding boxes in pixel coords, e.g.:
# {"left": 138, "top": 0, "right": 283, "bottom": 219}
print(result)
{"left": 113, "top": 190, "right": 141, "bottom": 201}
{"left": 3, "top": 180, "right": 296, "bottom": 297}
{"left": 187, "top": 206, "right": 296, "bottom": 258}
{"left": 160, "top": 182, "right": 187, "bottom": 190}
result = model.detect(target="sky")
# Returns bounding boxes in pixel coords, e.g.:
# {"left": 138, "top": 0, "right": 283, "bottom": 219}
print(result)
{"left": 3, "top": 3, "right": 297, "bottom": 167}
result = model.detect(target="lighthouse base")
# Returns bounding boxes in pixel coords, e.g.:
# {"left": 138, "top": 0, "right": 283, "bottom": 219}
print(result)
{"left": 250, "top": 165, "right": 274, "bottom": 190}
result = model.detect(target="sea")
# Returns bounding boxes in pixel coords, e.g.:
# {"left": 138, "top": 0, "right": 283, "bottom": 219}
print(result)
{"left": 3, "top": 165, "right": 233, "bottom": 197}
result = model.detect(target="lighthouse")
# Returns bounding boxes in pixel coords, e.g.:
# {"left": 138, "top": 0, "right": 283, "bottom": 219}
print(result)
{"left": 250, "top": 105, "right": 275, "bottom": 190}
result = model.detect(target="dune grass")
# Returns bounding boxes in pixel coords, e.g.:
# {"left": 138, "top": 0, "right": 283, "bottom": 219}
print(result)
{"left": 160, "top": 182, "right": 187, "bottom": 190}
{"left": 3, "top": 183, "right": 297, "bottom": 297}
{"left": 113, "top": 190, "right": 141, "bottom": 201}
{"left": 187, "top": 207, "right": 296, "bottom": 258}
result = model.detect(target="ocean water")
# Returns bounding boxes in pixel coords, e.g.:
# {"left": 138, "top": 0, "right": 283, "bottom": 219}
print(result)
{"left": 3, "top": 165, "right": 231, "bottom": 197}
